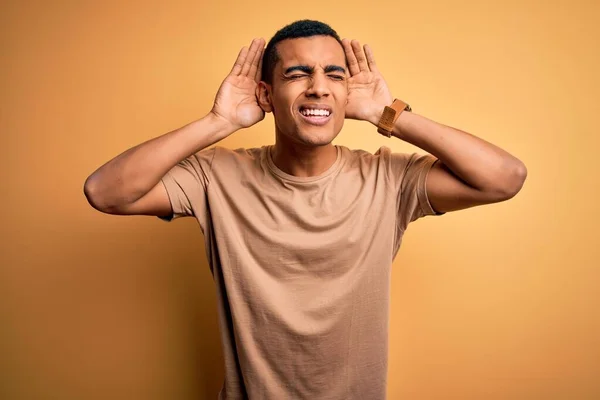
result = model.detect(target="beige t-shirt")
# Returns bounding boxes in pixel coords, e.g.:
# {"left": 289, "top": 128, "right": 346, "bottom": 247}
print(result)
{"left": 160, "top": 145, "right": 441, "bottom": 399}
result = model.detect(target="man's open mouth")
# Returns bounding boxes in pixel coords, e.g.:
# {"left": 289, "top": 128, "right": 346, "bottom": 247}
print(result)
{"left": 298, "top": 105, "right": 332, "bottom": 126}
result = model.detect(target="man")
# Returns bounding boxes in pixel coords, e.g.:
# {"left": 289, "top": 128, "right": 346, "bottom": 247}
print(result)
{"left": 84, "top": 20, "right": 526, "bottom": 400}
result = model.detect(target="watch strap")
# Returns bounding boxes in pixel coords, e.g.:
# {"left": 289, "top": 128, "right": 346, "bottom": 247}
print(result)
{"left": 377, "top": 99, "right": 411, "bottom": 137}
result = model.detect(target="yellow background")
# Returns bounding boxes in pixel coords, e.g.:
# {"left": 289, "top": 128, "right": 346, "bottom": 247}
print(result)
{"left": 2, "top": 0, "right": 599, "bottom": 399}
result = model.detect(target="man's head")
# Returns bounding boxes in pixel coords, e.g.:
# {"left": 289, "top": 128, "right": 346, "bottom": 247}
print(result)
{"left": 257, "top": 20, "right": 348, "bottom": 147}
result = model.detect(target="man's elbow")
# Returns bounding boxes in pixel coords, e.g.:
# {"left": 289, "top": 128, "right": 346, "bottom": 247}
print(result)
{"left": 83, "top": 176, "right": 119, "bottom": 214}
{"left": 496, "top": 160, "right": 528, "bottom": 201}
{"left": 84, "top": 176, "right": 105, "bottom": 212}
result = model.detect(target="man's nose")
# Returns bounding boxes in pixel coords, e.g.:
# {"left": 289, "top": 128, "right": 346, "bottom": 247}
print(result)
{"left": 305, "top": 73, "right": 330, "bottom": 97}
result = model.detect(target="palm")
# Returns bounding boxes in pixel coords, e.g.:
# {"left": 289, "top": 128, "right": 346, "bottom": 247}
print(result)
{"left": 346, "top": 71, "right": 392, "bottom": 121}
{"left": 342, "top": 39, "right": 393, "bottom": 123}
{"left": 211, "top": 38, "right": 266, "bottom": 130}
{"left": 214, "top": 75, "right": 263, "bottom": 129}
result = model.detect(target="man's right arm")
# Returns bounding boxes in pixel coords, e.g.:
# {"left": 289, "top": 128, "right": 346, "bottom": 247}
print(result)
{"left": 83, "top": 37, "right": 266, "bottom": 217}
{"left": 83, "top": 113, "right": 234, "bottom": 217}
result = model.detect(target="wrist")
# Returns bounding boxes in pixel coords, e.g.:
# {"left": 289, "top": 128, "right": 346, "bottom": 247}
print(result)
{"left": 368, "top": 102, "right": 386, "bottom": 126}
{"left": 206, "top": 110, "right": 238, "bottom": 137}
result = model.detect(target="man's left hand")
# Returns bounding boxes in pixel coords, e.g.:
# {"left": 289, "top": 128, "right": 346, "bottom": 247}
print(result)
{"left": 342, "top": 39, "right": 393, "bottom": 125}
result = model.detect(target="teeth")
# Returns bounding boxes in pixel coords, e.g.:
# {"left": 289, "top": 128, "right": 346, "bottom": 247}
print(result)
{"left": 301, "top": 108, "right": 330, "bottom": 117}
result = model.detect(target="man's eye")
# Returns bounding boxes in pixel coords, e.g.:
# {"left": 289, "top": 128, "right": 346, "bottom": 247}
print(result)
{"left": 289, "top": 75, "right": 307, "bottom": 79}
{"left": 329, "top": 75, "right": 345, "bottom": 81}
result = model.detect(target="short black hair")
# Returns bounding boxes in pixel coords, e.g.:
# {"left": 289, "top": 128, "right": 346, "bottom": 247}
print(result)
{"left": 261, "top": 20, "right": 343, "bottom": 84}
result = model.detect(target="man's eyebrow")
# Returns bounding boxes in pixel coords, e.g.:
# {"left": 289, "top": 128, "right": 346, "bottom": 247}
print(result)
{"left": 284, "top": 65, "right": 313, "bottom": 74}
{"left": 324, "top": 65, "right": 346, "bottom": 74}
{"left": 283, "top": 65, "right": 347, "bottom": 74}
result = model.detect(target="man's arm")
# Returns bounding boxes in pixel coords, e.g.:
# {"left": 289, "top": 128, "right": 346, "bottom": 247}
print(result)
{"left": 83, "top": 113, "right": 235, "bottom": 216}
{"left": 84, "top": 38, "right": 266, "bottom": 216}
{"left": 342, "top": 38, "right": 527, "bottom": 214}
{"left": 388, "top": 112, "right": 527, "bottom": 213}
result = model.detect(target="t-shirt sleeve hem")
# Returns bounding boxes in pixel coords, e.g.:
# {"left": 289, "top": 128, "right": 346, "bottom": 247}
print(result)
{"left": 417, "top": 157, "right": 446, "bottom": 217}
{"left": 156, "top": 174, "right": 180, "bottom": 222}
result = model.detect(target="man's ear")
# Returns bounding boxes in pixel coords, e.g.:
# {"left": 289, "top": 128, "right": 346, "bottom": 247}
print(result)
{"left": 256, "top": 82, "right": 273, "bottom": 113}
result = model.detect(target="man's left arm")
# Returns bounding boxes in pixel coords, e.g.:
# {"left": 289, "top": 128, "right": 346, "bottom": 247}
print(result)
{"left": 342, "top": 38, "right": 527, "bottom": 214}
{"left": 370, "top": 110, "right": 528, "bottom": 214}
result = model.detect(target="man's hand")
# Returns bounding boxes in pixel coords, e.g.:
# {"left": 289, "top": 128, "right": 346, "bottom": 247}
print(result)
{"left": 342, "top": 39, "right": 393, "bottom": 125}
{"left": 211, "top": 38, "right": 266, "bottom": 131}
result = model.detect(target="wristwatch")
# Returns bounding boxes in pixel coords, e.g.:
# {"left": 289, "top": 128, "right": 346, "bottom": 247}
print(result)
{"left": 377, "top": 99, "right": 412, "bottom": 137}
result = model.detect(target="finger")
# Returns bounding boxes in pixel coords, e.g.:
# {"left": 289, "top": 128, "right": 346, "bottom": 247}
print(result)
{"left": 342, "top": 38, "right": 360, "bottom": 76}
{"left": 230, "top": 46, "right": 249, "bottom": 76}
{"left": 247, "top": 38, "right": 265, "bottom": 80}
{"left": 364, "top": 44, "right": 379, "bottom": 73}
{"left": 241, "top": 38, "right": 261, "bottom": 77}
{"left": 351, "top": 40, "right": 370, "bottom": 72}
{"left": 255, "top": 46, "right": 264, "bottom": 82}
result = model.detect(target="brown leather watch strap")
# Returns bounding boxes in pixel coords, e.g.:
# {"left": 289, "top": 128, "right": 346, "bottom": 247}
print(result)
{"left": 377, "top": 99, "right": 411, "bottom": 137}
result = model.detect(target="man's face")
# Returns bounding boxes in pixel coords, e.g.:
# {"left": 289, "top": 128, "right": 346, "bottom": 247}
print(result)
{"left": 267, "top": 36, "right": 348, "bottom": 147}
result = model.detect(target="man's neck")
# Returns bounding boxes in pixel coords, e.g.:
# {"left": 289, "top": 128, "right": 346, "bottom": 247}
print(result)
{"left": 271, "top": 136, "right": 337, "bottom": 178}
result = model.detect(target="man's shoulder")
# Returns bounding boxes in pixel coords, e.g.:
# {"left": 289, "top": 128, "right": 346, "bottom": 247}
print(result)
{"left": 340, "top": 145, "right": 396, "bottom": 164}
{"left": 206, "top": 146, "right": 268, "bottom": 174}
{"left": 210, "top": 145, "right": 393, "bottom": 158}
{"left": 206, "top": 144, "right": 404, "bottom": 169}
{"left": 211, "top": 145, "right": 266, "bottom": 161}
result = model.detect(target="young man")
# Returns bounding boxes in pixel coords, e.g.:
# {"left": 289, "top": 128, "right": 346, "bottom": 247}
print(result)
{"left": 84, "top": 20, "right": 526, "bottom": 400}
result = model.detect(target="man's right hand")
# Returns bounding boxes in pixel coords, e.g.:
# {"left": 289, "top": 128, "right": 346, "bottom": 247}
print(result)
{"left": 211, "top": 38, "right": 266, "bottom": 131}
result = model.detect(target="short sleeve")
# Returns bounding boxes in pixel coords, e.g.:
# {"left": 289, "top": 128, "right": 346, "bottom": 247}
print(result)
{"left": 385, "top": 148, "right": 443, "bottom": 232}
{"left": 158, "top": 148, "right": 216, "bottom": 225}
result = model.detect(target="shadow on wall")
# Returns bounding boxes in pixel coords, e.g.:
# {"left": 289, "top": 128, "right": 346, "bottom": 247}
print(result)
{"left": 2, "top": 215, "right": 224, "bottom": 400}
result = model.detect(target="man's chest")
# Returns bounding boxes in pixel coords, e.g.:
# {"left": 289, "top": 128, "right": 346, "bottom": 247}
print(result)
{"left": 207, "top": 175, "right": 397, "bottom": 273}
